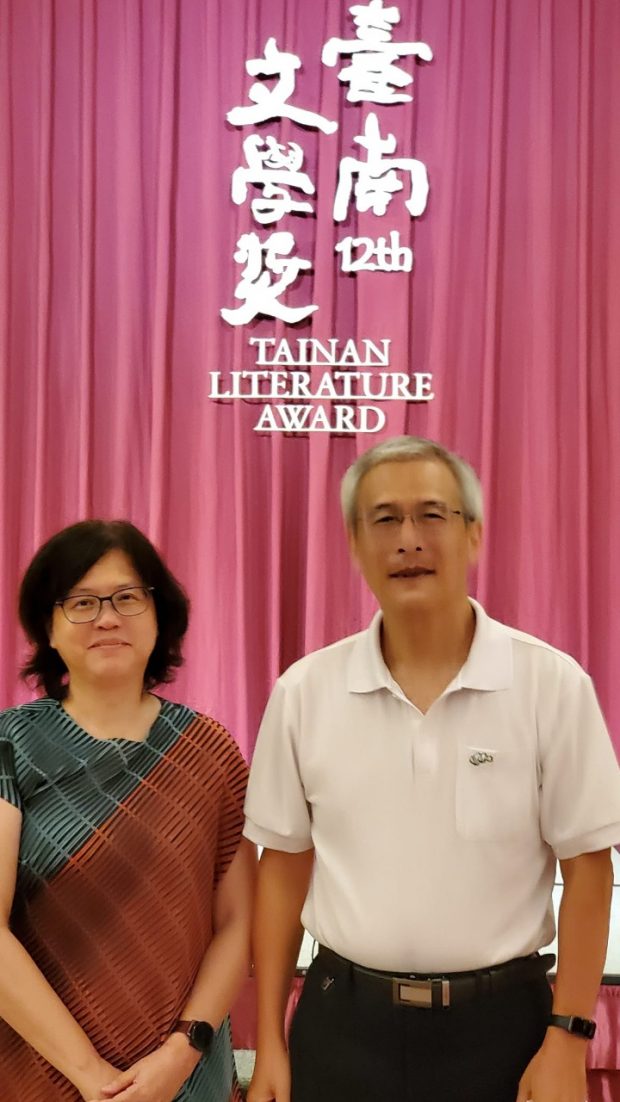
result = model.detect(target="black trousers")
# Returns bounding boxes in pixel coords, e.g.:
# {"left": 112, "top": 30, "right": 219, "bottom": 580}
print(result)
{"left": 289, "top": 953, "right": 553, "bottom": 1102}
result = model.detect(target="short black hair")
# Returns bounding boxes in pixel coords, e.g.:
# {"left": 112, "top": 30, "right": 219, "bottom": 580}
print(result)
{"left": 19, "top": 520, "right": 190, "bottom": 700}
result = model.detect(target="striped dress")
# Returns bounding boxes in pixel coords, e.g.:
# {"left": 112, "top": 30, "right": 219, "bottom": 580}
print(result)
{"left": 0, "top": 697, "right": 247, "bottom": 1102}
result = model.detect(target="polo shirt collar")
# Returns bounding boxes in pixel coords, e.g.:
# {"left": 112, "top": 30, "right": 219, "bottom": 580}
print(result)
{"left": 346, "top": 598, "right": 513, "bottom": 695}
{"left": 347, "top": 611, "right": 389, "bottom": 693}
{"left": 455, "top": 599, "right": 513, "bottom": 691}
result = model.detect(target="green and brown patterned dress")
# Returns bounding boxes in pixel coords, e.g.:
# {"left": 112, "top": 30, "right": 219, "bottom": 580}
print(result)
{"left": 0, "top": 697, "right": 247, "bottom": 1102}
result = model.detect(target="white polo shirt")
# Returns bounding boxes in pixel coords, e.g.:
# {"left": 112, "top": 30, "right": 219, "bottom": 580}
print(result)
{"left": 244, "top": 600, "right": 620, "bottom": 973}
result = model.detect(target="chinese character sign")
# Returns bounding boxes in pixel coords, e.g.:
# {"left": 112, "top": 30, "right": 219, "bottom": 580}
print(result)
{"left": 220, "top": 231, "right": 318, "bottom": 326}
{"left": 333, "top": 112, "right": 429, "bottom": 221}
{"left": 231, "top": 136, "right": 316, "bottom": 225}
{"left": 322, "top": 0, "right": 433, "bottom": 105}
{"left": 218, "top": 2, "right": 434, "bottom": 434}
{"left": 226, "top": 37, "right": 338, "bottom": 133}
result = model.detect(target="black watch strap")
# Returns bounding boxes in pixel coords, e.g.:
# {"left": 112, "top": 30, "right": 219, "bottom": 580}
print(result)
{"left": 549, "top": 1013, "right": 596, "bottom": 1040}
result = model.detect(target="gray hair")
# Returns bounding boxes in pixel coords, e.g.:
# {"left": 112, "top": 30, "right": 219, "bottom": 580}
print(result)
{"left": 340, "top": 436, "right": 484, "bottom": 529}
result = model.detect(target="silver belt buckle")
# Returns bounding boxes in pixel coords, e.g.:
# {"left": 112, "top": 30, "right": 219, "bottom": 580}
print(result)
{"left": 393, "top": 977, "right": 451, "bottom": 1009}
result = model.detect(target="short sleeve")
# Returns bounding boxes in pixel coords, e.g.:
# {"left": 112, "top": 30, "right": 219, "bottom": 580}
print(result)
{"left": 214, "top": 726, "right": 249, "bottom": 885}
{"left": 243, "top": 678, "right": 313, "bottom": 852}
{"left": 0, "top": 738, "right": 22, "bottom": 812}
{"left": 539, "top": 667, "right": 620, "bottom": 858}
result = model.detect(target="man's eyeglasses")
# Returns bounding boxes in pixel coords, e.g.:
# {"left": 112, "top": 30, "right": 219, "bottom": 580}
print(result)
{"left": 360, "top": 503, "right": 471, "bottom": 542}
{"left": 55, "top": 586, "right": 154, "bottom": 624}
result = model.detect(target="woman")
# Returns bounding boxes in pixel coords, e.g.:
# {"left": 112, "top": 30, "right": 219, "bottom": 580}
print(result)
{"left": 0, "top": 520, "right": 255, "bottom": 1102}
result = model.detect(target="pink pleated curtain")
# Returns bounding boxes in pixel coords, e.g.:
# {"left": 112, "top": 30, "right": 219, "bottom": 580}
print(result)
{"left": 0, "top": 0, "right": 619, "bottom": 769}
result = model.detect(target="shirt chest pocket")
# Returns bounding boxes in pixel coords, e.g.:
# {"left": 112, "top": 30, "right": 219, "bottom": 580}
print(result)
{"left": 455, "top": 745, "right": 539, "bottom": 841}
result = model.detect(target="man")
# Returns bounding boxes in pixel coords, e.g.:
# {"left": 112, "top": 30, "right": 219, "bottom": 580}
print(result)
{"left": 244, "top": 436, "right": 620, "bottom": 1102}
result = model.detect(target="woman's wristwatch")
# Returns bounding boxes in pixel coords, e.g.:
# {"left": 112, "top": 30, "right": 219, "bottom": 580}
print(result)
{"left": 549, "top": 1014, "right": 596, "bottom": 1040}
{"left": 171, "top": 1019, "right": 215, "bottom": 1055}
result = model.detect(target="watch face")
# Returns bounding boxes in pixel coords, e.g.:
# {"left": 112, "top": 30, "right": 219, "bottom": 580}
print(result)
{"left": 572, "top": 1017, "right": 596, "bottom": 1040}
{"left": 188, "top": 1020, "right": 214, "bottom": 1054}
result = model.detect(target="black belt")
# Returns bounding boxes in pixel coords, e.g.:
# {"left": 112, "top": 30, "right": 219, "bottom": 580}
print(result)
{"left": 316, "top": 946, "right": 556, "bottom": 1009}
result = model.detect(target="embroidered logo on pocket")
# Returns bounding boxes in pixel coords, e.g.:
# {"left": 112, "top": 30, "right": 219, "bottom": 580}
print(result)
{"left": 468, "top": 750, "right": 495, "bottom": 766}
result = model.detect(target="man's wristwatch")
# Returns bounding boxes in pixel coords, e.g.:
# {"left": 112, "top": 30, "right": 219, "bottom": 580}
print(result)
{"left": 171, "top": 1019, "right": 215, "bottom": 1055}
{"left": 549, "top": 1014, "right": 596, "bottom": 1040}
